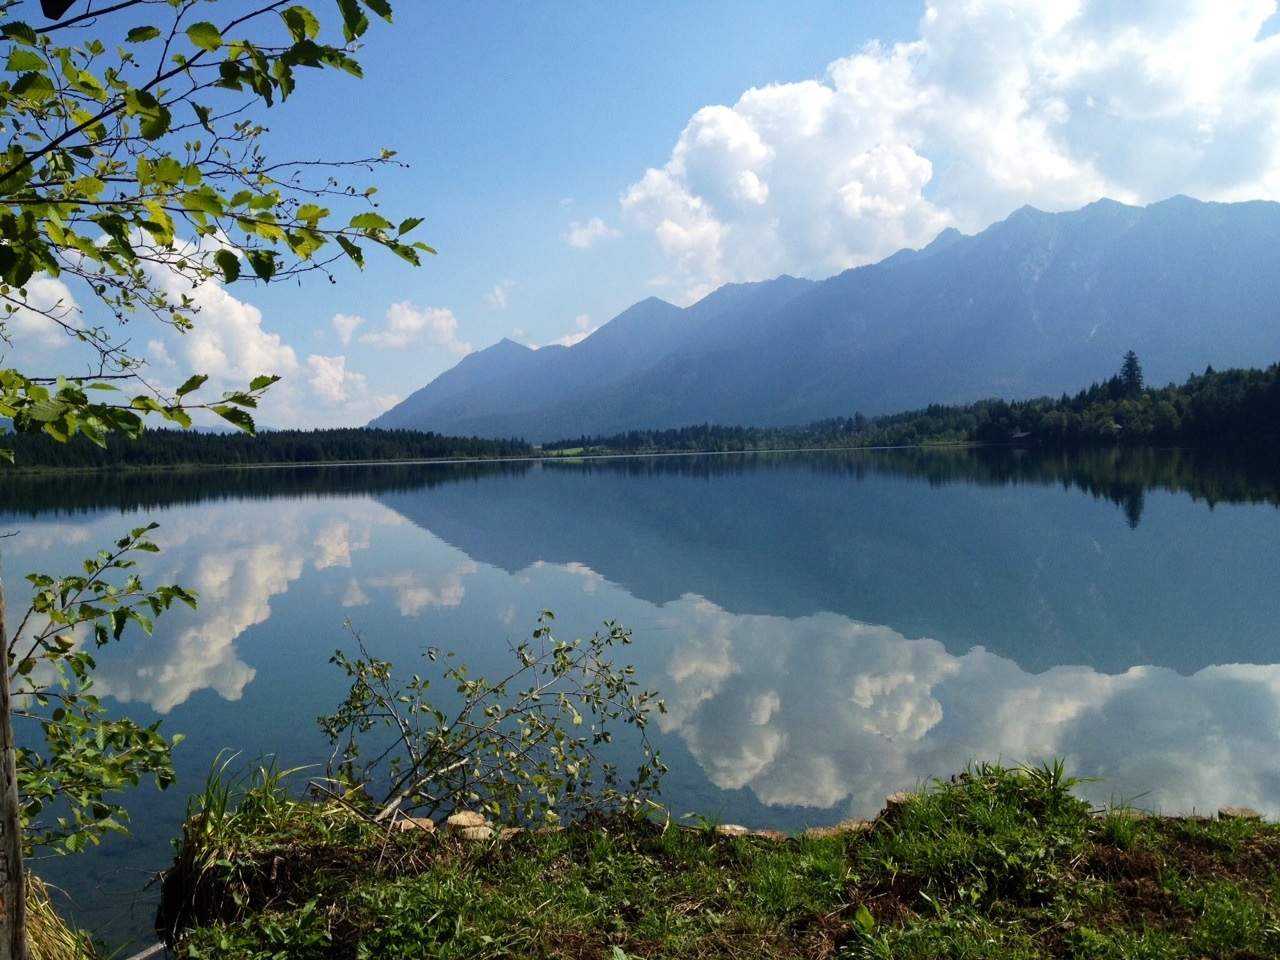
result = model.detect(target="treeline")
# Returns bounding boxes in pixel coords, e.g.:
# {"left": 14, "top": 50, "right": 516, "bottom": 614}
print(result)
{"left": 544, "top": 360, "right": 1280, "bottom": 453}
{"left": 0, "top": 427, "right": 532, "bottom": 471}
{"left": 4, "top": 358, "right": 1276, "bottom": 470}
{"left": 970, "top": 361, "right": 1280, "bottom": 447}
{"left": 544, "top": 423, "right": 807, "bottom": 454}
{"left": 5, "top": 445, "right": 1275, "bottom": 529}
{"left": 0, "top": 460, "right": 535, "bottom": 517}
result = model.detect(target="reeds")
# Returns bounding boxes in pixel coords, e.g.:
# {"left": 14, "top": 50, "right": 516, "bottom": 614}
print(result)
{"left": 26, "top": 873, "right": 95, "bottom": 960}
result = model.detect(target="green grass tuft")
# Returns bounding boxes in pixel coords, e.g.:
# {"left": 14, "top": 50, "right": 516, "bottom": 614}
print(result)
{"left": 163, "top": 761, "right": 1280, "bottom": 959}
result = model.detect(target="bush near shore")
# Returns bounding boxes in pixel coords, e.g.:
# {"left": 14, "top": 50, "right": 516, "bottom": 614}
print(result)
{"left": 154, "top": 761, "right": 1280, "bottom": 960}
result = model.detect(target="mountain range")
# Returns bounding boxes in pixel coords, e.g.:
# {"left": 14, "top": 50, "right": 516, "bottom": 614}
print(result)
{"left": 370, "top": 196, "right": 1280, "bottom": 442}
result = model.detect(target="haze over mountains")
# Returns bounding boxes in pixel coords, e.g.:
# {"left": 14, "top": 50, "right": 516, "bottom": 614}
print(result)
{"left": 370, "top": 196, "right": 1280, "bottom": 442}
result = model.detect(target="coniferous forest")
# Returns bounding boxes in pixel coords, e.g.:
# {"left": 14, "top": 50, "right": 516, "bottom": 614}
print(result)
{"left": 0, "top": 427, "right": 531, "bottom": 470}
{"left": 544, "top": 359, "right": 1280, "bottom": 454}
{"left": 2, "top": 358, "right": 1276, "bottom": 469}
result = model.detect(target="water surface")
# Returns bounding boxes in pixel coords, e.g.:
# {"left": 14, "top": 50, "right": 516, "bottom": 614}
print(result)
{"left": 2, "top": 447, "right": 1278, "bottom": 946}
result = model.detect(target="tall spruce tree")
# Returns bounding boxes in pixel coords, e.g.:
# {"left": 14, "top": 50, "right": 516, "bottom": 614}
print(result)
{"left": 1120, "top": 350, "right": 1145, "bottom": 398}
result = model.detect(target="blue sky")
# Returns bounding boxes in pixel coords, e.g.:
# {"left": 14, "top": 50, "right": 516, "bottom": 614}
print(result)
{"left": 15, "top": 0, "right": 1280, "bottom": 427}
{"left": 246, "top": 0, "right": 928, "bottom": 426}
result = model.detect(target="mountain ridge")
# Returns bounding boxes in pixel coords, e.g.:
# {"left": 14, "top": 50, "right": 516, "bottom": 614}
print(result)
{"left": 371, "top": 196, "right": 1280, "bottom": 441}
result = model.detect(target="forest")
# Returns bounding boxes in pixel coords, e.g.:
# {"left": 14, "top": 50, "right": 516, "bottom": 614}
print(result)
{"left": 0, "top": 427, "right": 531, "bottom": 470}
{"left": 2, "top": 357, "right": 1276, "bottom": 470}
{"left": 544, "top": 358, "right": 1280, "bottom": 454}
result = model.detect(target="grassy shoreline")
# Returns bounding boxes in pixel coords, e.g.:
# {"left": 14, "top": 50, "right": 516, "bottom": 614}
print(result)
{"left": 142, "top": 762, "right": 1280, "bottom": 959}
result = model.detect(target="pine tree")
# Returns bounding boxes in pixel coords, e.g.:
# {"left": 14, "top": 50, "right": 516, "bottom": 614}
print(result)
{"left": 1120, "top": 351, "right": 1145, "bottom": 398}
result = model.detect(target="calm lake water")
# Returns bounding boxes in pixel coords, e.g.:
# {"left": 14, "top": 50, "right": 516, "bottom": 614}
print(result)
{"left": 2, "top": 446, "right": 1279, "bottom": 947}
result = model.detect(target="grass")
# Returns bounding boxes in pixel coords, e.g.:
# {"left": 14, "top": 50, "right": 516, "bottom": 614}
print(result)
{"left": 27, "top": 873, "right": 96, "bottom": 960}
{"left": 158, "top": 760, "right": 1280, "bottom": 959}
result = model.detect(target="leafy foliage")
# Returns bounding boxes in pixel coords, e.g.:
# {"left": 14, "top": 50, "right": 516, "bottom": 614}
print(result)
{"left": 6, "top": 523, "right": 195, "bottom": 854}
{"left": 0, "top": 3, "right": 421, "bottom": 951}
{"left": 320, "top": 612, "right": 667, "bottom": 826}
{"left": 0, "top": 0, "right": 427, "bottom": 454}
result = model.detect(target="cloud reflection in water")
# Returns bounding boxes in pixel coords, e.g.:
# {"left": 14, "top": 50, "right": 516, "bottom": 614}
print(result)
{"left": 87, "top": 508, "right": 384, "bottom": 713}
{"left": 655, "top": 596, "right": 1280, "bottom": 819}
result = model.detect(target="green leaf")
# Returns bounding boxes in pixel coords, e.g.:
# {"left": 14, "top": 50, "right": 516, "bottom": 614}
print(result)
{"left": 181, "top": 187, "right": 224, "bottom": 215}
{"left": 12, "top": 71, "right": 56, "bottom": 101}
{"left": 296, "top": 203, "right": 329, "bottom": 223}
{"left": 854, "top": 903, "right": 877, "bottom": 934}
{"left": 175, "top": 374, "right": 209, "bottom": 398}
{"left": 126, "top": 26, "right": 162, "bottom": 43}
{"left": 6, "top": 50, "right": 46, "bottom": 72}
{"left": 245, "top": 249, "right": 276, "bottom": 281}
{"left": 26, "top": 398, "right": 69, "bottom": 423}
{"left": 349, "top": 212, "right": 393, "bottom": 230}
{"left": 363, "top": 0, "right": 394, "bottom": 20}
{"left": 389, "top": 242, "right": 421, "bottom": 266}
{"left": 335, "top": 235, "right": 364, "bottom": 268}
{"left": 249, "top": 374, "right": 280, "bottom": 392}
{"left": 191, "top": 101, "right": 215, "bottom": 134}
{"left": 141, "top": 200, "right": 175, "bottom": 243}
{"left": 71, "top": 176, "right": 106, "bottom": 199}
{"left": 161, "top": 407, "right": 192, "bottom": 429}
{"left": 397, "top": 217, "right": 424, "bottom": 236}
{"left": 154, "top": 156, "right": 182, "bottom": 186}
{"left": 71, "top": 69, "right": 106, "bottom": 101}
{"left": 124, "top": 89, "right": 172, "bottom": 140}
{"left": 130, "top": 396, "right": 166, "bottom": 416}
{"left": 336, "top": 0, "right": 370, "bottom": 41}
{"left": 219, "top": 391, "right": 259, "bottom": 409}
{"left": 213, "top": 249, "right": 240, "bottom": 284}
{"left": 1, "top": 22, "right": 38, "bottom": 46}
{"left": 213, "top": 405, "right": 257, "bottom": 434}
{"left": 280, "top": 6, "right": 321, "bottom": 41}
{"left": 185, "top": 22, "right": 224, "bottom": 53}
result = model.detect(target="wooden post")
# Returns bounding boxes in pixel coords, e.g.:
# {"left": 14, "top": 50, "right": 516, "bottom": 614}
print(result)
{"left": 0, "top": 581, "right": 28, "bottom": 960}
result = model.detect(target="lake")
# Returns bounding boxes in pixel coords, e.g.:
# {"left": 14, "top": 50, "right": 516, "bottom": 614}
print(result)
{"left": 2, "top": 446, "right": 1279, "bottom": 948}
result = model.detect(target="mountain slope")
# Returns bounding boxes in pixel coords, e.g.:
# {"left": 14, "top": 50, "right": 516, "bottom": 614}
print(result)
{"left": 372, "top": 196, "right": 1280, "bottom": 440}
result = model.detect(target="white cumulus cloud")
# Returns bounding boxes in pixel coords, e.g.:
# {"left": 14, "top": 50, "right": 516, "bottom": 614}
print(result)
{"left": 358, "top": 300, "right": 471, "bottom": 354}
{"left": 307, "top": 354, "right": 365, "bottom": 404}
{"left": 141, "top": 257, "right": 308, "bottom": 425}
{"left": 149, "top": 269, "right": 298, "bottom": 385}
{"left": 332, "top": 313, "right": 364, "bottom": 344}
{"left": 138, "top": 271, "right": 403, "bottom": 427}
{"left": 623, "top": 0, "right": 1280, "bottom": 302}
{"left": 4, "top": 238, "right": 408, "bottom": 429}
{"left": 566, "top": 217, "right": 621, "bottom": 249}
{"left": 485, "top": 280, "right": 517, "bottom": 309}
{"left": 0, "top": 275, "right": 82, "bottom": 359}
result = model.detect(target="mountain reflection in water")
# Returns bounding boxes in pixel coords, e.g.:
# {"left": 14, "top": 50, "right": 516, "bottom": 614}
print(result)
{"left": 2, "top": 447, "right": 1278, "bottom": 945}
